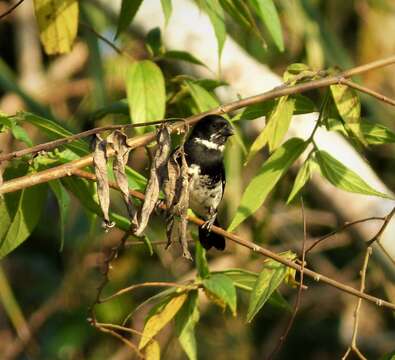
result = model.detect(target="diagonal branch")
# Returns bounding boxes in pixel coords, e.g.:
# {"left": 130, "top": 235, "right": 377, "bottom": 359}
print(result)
{"left": 1, "top": 55, "right": 395, "bottom": 195}
{"left": 73, "top": 169, "right": 395, "bottom": 312}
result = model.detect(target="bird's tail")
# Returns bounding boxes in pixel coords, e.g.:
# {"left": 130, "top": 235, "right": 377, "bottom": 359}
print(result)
{"left": 198, "top": 219, "right": 225, "bottom": 250}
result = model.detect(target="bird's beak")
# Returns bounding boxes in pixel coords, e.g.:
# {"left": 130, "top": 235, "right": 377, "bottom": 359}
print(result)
{"left": 221, "top": 125, "right": 234, "bottom": 137}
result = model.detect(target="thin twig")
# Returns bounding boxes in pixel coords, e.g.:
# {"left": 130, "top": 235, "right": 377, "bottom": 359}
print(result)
{"left": 267, "top": 198, "right": 308, "bottom": 360}
{"left": 100, "top": 281, "right": 187, "bottom": 303}
{"left": 0, "top": 118, "right": 184, "bottom": 162}
{"left": 367, "top": 207, "right": 395, "bottom": 245}
{"left": 306, "top": 216, "right": 385, "bottom": 254}
{"left": 79, "top": 21, "right": 133, "bottom": 60}
{"left": 341, "top": 246, "right": 372, "bottom": 360}
{"left": 339, "top": 78, "right": 395, "bottom": 107}
{"left": 0, "top": 0, "right": 24, "bottom": 20}
{"left": 2, "top": 55, "right": 395, "bottom": 195}
{"left": 74, "top": 169, "right": 395, "bottom": 312}
{"left": 94, "top": 322, "right": 144, "bottom": 359}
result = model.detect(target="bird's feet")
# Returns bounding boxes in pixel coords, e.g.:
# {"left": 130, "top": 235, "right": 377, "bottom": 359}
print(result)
{"left": 202, "top": 214, "right": 216, "bottom": 232}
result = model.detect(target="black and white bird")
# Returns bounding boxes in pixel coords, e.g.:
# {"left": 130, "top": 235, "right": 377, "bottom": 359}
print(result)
{"left": 184, "top": 115, "right": 234, "bottom": 250}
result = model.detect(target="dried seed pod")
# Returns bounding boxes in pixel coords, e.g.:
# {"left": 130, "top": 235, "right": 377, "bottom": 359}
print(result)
{"left": 92, "top": 134, "right": 113, "bottom": 230}
{"left": 107, "top": 130, "right": 138, "bottom": 228}
{"left": 134, "top": 124, "right": 172, "bottom": 236}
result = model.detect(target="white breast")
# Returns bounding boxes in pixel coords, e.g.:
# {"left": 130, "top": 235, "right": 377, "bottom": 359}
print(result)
{"left": 188, "top": 164, "right": 223, "bottom": 219}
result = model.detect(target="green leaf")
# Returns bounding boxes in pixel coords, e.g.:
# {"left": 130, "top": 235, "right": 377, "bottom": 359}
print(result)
{"left": 163, "top": 50, "right": 207, "bottom": 67}
{"left": 126, "top": 60, "right": 166, "bottom": 124}
{"left": 360, "top": 122, "right": 395, "bottom": 145}
{"left": 287, "top": 158, "right": 314, "bottom": 204}
{"left": 0, "top": 166, "right": 47, "bottom": 259}
{"left": 195, "top": 241, "right": 210, "bottom": 279}
{"left": 62, "top": 177, "right": 131, "bottom": 231}
{"left": 33, "top": 0, "right": 79, "bottom": 54}
{"left": 229, "top": 138, "right": 307, "bottom": 231}
{"left": 379, "top": 350, "right": 395, "bottom": 360}
{"left": 160, "top": 0, "right": 172, "bottom": 25}
{"left": 184, "top": 80, "right": 219, "bottom": 112}
{"left": 116, "top": 0, "right": 144, "bottom": 37}
{"left": 139, "top": 292, "right": 188, "bottom": 349}
{"left": 248, "top": 0, "right": 284, "bottom": 51}
{"left": 266, "top": 96, "right": 296, "bottom": 151}
{"left": 175, "top": 291, "right": 199, "bottom": 360}
{"left": 17, "top": 112, "right": 88, "bottom": 155}
{"left": 244, "top": 96, "right": 296, "bottom": 164}
{"left": 146, "top": 28, "right": 163, "bottom": 57}
{"left": 315, "top": 150, "right": 390, "bottom": 199}
{"left": 247, "top": 251, "right": 296, "bottom": 322}
{"left": 49, "top": 180, "right": 70, "bottom": 251}
{"left": 203, "top": 274, "right": 237, "bottom": 315}
{"left": 11, "top": 125, "right": 32, "bottom": 147}
{"left": 239, "top": 101, "right": 275, "bottom": 121}
{"left": 293, "top": 94, "right": 316, "bottom": 114}
{"left": 90, "top": 99, "right": 129, "bottom": 120}
{"left": 214, "top": 268, "right": 258, "bottom": 291}
{"left": 330, "top": 84, "right": 365, "bottom": 145}
{"left": 201, "top": 0, "right": 226, "bottom": 59}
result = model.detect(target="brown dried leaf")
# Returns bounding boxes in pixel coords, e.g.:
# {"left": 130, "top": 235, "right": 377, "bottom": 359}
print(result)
{"left": 92, "top": 134, "right": 113, "bottom": 230}
{"left": 165, "top": 147, "right": 192, "bottom": 260}
{"left": 134, "top": 125, "right": 172, "bottom": 236}
{"left": 163, "top": 152, "right": 180, "bottom": 210}
{"left": 107, "top": 130, "right": 138, "bottom": 228}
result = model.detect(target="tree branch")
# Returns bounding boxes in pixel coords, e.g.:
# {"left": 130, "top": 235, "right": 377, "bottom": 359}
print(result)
{"left": 1, "top": 55, "right": 395, "bottom": 195}
{"left": 73, "top": 169, "right": 395, "bottom": 312}
{"left": 0, "top": 0, "right": 24, "bottom": 20}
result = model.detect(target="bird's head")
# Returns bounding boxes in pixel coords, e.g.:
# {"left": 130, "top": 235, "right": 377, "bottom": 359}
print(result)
{"left": 189, "top": 115, "right": 234, "bottom": 151}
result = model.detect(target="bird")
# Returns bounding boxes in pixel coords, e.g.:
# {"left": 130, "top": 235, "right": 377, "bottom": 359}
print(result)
{"left": 184, "top": 114, "right": 234, "bottom": 250}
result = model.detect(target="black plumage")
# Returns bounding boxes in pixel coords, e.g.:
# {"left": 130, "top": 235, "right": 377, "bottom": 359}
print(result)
{"left": 184, "top": 115, "right": 233, "bottom": 250}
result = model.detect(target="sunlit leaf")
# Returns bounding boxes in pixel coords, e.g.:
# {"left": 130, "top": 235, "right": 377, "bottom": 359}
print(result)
{"left": 145, "top": 340, "right": 161, "bottom": 360}
{"left": 229, "top": 138, "right": 307, "bottom": 231}
{"left": 116, "top": 0, "right": 144, "bottom": 37}
{"left": 330, "top": 84, "right": 365, "bottom": 145}
{"left": 184, "top": 80, "right": 219, "bottom": 112}
{"left": 201, "top": 0, "right": 226, "bottom": 59}
{"left": 203, "top": 274, "right": 237, "bottom": 315}
{"left": 248, "top": 0, "right": 284, "bottom": 51}
{"left": 139, "top": 292, "right": 188, "bottom": 349}
{"left": 175, "top": 291, "right": 199, "bottom": 360}
{"left": 316, "top": 150, "right": 390, "bottom": 198}
{"left": 161, "top": 0, "right": 172, "bottom": 25}
{"left": 287, "top": 158, "right": 314, "bottom": 203}
{"left": 247, "top": 251, "right": 296, "bottom": 322}
{"left": 33, "top": 0, "right": 79, "bottom": 54}
{"left": 127, "top": 60, "right": 166, "bottom": 124}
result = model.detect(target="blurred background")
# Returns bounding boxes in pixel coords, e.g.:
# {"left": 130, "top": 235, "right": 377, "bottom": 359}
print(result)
{"left": 0, "top": 0, "right": 395, "bottom": 359}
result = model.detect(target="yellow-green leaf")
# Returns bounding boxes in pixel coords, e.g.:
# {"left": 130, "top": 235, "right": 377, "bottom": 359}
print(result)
{"left": 229, "top": 138, "right": 307, "bottom": 231}
{"left": 286, "top": 158, "right": 315, "bottom": 204}
{"left": 330, "top": 84, "right": 365, "bottom": 145}
{"left": 145, "top": 340, "right": 161, "bottom": 360}
{"left": 126, "top": 60, "right": 166, "bottom": 124}
{"left": 33, "top": 0, "right": 79, "bottom": 55}
{"left": 247, "top": 251, "right": 296, "bottom": 322}
{"left": 316, "top": 150, "right": 391, "bottom": 199}
{"left": 245, "top": 96, "right": 296, "bottom": 164}
{"left": 203, "top": 274, "right": 237, "bottom": 316}
{"left": 139, "top": 293, "right": 188, "bottom": 349}
{"left": 184, "top": 80, "right": 219, "bottom": 112}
